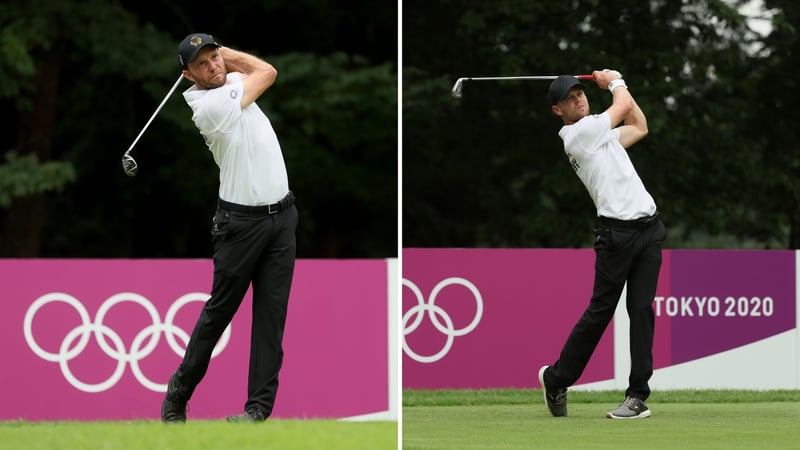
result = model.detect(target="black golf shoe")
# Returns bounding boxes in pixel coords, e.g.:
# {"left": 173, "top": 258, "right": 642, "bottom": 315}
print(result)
{"left": 538, "top": 365, "right": 568, "bottom": 417}
{"left": 161, "top": 374, "right": 188, "bottom": 423}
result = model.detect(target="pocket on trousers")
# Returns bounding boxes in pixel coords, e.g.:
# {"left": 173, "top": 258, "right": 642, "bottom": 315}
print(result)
{"left": 210, "top": 209, "right": 231, "bottom": 242}
{"left": 593, "top": 227, "right": 612, "bottom": 253}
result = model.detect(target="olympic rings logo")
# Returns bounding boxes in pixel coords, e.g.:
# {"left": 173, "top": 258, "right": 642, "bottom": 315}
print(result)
{"left": 402, "top": 277, "right": 483, "bottom": 363}
{"left": 23, "top": 292, "right": 231, "bottom": 393}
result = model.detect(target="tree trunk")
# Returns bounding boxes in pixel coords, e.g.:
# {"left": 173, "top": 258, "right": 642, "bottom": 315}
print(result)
{"left": 790, "top": 200, "right": 800, "bottom": 249}
{"left": 0, "top": 58, "right": 60, "bottom": 257}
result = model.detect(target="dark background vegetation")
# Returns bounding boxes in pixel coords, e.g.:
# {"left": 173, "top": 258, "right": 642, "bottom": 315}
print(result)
{"left": 5, "top": 1, "right": 799, "bottom": 255}
{"left": 403, "top": 0, "right": 800, "bottom": 249}
{"left": 0, "top": 0, "right": 397, "bottom": 258}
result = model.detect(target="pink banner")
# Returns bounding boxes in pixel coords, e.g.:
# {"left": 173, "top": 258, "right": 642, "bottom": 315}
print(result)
{"left": 1, "top": 259, "right": 388, "bottom": 421}
{"left": 403, "top": 249, "right": 796, "bottom": 389}
{"left": 402, "top": 248, "right": 614, "bottom": 389}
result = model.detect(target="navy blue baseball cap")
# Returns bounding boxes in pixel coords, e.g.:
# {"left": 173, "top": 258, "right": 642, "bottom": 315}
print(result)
{"left": 178, "top": 33, "right": 221, "bottom": 69}
{"left": 548, "top": 75, "right": 584, "bottom": 105}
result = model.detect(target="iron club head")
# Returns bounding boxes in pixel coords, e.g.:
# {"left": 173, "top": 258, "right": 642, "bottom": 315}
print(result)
{"left": 451, "top": 78, "right": 465, "bottom": 98}
{"left": 122, "top": 154, "right": 138, "bottom": 177}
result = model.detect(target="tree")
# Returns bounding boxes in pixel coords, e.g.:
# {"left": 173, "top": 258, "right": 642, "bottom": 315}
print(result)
{"left": 1, "top": 0, "right": 397, "bottom": 257}
{"left": 744, "top": 0, "right": 800, "bottom": 247}
{"left": 403, "top": 0, "right": 788, "bottom": 248}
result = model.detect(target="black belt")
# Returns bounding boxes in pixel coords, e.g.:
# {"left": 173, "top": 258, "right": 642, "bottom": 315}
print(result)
{"left": 218, "top": 191, "right": 295, "bottom": 215}
{"left": 598, "top": 212, "right": 659, "bottom": 229}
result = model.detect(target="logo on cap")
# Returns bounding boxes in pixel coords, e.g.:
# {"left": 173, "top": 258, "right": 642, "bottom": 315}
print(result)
{"left": 190, "top": 35, "right": 203, "bottom": 47}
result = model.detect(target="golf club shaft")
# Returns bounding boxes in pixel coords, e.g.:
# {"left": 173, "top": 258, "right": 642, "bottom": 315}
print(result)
{"left": 124, "top": 74, "right": 184, "bottom": 155}
{"left": 459, "top": 75, "right": 594, "bottom": 82}
{"left": 451, "top": 75, "right": 595, "bottom": 98}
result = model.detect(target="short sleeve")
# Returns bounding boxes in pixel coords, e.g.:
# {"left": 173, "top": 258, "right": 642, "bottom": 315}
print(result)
{"left": 194, "top": 74, "right": 244, "bottom": 135}
{"left": 571, "top": 112, "right": 614, "bottom": 154}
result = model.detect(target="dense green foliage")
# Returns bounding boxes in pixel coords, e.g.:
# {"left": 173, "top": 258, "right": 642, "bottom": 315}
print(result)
{"left": 4, "top": 1, "right": 799, "bottom": 254}
{"left": 0, "top": 0, "right": 397, "bottom": 257}
{"left": 0, "top": 153, "right": 75, "bottom": 208}
{"left": 403, "top": 0, "right": 800, "bottom": 249}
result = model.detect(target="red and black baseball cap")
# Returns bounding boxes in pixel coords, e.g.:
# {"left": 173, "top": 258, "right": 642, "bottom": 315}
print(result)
{"left": 548, "top": 75, "right": 584, "bottom": 106}
{"left": 178, "top": 33, "right": 221, "bottom": 69}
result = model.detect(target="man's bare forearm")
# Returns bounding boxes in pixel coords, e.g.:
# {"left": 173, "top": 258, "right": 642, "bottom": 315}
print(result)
{"left": 219, "top": 47, "right": 272, "bottom": 75}
{"left": 624, "top": 97, "right": 648, "bottom": 134}
{"left": 219, "top": 46, "right": 277, "bottom": 105}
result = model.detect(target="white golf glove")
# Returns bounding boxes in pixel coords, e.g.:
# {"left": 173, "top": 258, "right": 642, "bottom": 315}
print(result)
{"left": 603, "top": 69, "right": 623, "bottom": 79}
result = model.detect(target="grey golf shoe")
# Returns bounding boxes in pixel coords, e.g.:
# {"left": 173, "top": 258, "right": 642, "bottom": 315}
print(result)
{"left": 607, "top": 396, "right": 651, "bottom": 419}
{"left": 538, "top": 366, "right": 567, "bottom": 417}
{"left": 227, "top": 408, "right": 267, "bottom": 423}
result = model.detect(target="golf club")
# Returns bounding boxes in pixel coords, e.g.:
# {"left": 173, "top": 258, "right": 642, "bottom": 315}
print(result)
{"left": 121, "top": 74, "right": 185, "bottom": 176}
{"left": 451, "top": 74, "right": 595, "bottom": 98}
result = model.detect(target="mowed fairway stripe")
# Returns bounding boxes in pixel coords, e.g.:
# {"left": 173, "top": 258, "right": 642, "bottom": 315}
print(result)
{"left": 0, "top": 419, "right": 397, "bottom": 450}
{"left": 403, "top": 403, "right": 800, "bottom": 450}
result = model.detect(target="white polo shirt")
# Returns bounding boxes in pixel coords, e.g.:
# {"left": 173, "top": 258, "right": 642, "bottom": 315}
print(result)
{"left": 183, "top": 73, "right": 289, "bottom": 206}
{"left": 558, "top": 112, "right": 656, "bottom": 220}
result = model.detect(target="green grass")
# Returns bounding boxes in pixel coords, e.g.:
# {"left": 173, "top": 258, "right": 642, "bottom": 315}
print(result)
{"left": 403, "top": 390, "right": 800, "bottom": 450}
{"left": 0, "top": 419, "right": 397, "bottom": 450}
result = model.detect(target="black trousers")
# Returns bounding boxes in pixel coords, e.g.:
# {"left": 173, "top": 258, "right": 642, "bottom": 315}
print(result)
{"left": 547, "top": 217, "right": 666, "bottom": 401}
{"left": 174, "top": 196, "right": 298, "bottom": 417}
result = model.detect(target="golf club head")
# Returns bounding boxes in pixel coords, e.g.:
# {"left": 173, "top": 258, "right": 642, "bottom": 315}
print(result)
{"left": 451, "top": 79, "right": 464, "bottom": 98}
{"left": 122, "top": 154, "right": 138, "bottom": 177}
